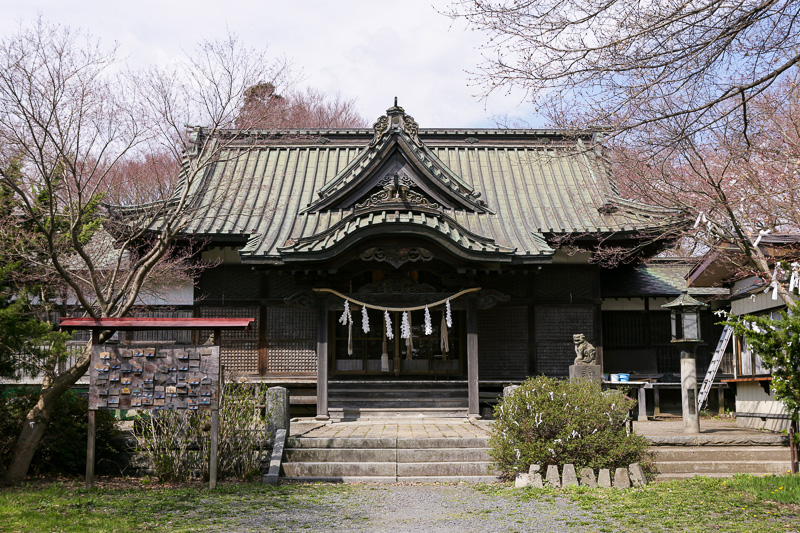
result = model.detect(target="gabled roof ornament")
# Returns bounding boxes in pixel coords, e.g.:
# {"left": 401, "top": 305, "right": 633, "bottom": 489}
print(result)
{"left": 370, "top": 97, "right": 423, "bottom": 148}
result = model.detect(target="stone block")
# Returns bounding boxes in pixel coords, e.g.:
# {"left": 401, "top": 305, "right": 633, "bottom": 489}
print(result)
{"left": 266, "top": 386, "right": 290, "bottom": 436}
{"left": 529, "top": 464, "right": 543, "bottom": 488}
{"left": 613, "top": 467, "right": 631, "bottom": 488}
{"left": 515, "top": 473, "right": 530, "bottom": 488}
{"left": 562, "top": 464, "right": 579, "bottom": 487}
{"left": 545, "top": 465, "right": 561, "bottom": 488}
{"left": 598, "top": 468, "right": 611, "bottom": 488}
{"left": 568, "top": 364, "right": 601, "bottom": 381}
{"left": 629, "top": 463, "right": 647, "bottom": 487}
{"left": 579, "top": 467, "right": 597, "bottom": 488}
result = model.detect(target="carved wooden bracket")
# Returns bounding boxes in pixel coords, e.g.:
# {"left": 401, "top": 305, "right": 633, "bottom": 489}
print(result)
{"left": 283, "top": 290, "right": 316, "bottom": 309}
{"left": 359, "top": 246, "right": 435, "bottom": 269}
{"left": 355, "top": 173, "right": 440, "bottom": 211}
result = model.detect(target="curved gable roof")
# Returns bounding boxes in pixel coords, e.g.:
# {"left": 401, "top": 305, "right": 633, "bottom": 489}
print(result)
{"left": 175, "top": 104, "right": 683, "bottom": 265}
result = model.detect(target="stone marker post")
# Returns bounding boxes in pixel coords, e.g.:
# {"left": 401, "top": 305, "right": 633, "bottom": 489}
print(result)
{"left": 266, "top": 386, "right": 290, "bottom": 437}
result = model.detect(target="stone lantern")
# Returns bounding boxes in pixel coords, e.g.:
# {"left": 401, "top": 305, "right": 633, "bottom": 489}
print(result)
{"left": 662, "top": 290, "right": 707, "bottom": 434}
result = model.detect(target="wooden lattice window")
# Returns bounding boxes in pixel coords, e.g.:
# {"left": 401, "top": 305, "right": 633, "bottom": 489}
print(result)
{"left": 265, "top": 306, "right": 316, "bottom": 375}
{"left": 199, "top": 306, "right": 260, "bottom": 375}
{"left": 535, "top": 305, "right": 596, "bottom": 376}
{"left": 478, "top": 306, "right": 529, "bottom": 379}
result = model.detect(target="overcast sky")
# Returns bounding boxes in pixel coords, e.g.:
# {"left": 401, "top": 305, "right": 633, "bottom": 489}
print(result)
{"left": 0, "top": 1, "right": 544, "bottom": 129}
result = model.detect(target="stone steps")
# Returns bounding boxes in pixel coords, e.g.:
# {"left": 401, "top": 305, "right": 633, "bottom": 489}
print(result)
{"left": 327, "top": 381, "right": 468, "bottom": 420}
{"left": 652, "top": 444, "right": 793, "bottom": 481}
{"left": 328, "top": 407, "right": 469, "bottom": 420}
{"left": 282, "top": 436, "right": 499, "bottom": 483}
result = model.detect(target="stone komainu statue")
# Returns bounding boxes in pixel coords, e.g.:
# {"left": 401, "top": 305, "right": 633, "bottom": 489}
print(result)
{"left": 573, "top": 333, "right": 597, "bottom": 365}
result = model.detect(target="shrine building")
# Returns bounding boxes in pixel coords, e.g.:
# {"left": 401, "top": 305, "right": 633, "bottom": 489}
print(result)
{"left": 147, "top": 102, "right": 722, "bottom": 419}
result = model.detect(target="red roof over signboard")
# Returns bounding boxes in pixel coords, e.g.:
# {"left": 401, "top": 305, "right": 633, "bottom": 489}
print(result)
{"left": 59, "top": 317, "right": 253, "bottom": 331}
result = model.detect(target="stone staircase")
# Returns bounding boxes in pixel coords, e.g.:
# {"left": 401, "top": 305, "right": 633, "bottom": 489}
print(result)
{"left": 327, "top": 380, "right": 469, "bottom": 420}
{"left": 650, "top": 436, "right": 793, "bottom": 481}
{"left": 282, "top": 436, "right": 499, "bottom": 483}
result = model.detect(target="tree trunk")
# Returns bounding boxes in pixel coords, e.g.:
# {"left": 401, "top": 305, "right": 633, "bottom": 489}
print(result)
{"left": 3, "top": 342, "right": 92, "bottom": 485}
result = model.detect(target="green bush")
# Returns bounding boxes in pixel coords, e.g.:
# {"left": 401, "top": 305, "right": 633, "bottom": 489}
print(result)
{"left": 0, "top": 388, "right": 120, "bottom": 476}
{"left": 489, "top": 376, "right": 653, "bottom": 479}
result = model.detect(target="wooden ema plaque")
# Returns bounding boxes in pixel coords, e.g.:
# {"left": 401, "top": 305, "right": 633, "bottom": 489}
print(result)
{"left": 89, "top": 345, "right": 220, "bottom": 411}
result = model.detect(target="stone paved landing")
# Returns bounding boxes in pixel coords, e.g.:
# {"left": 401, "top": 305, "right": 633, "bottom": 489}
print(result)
{"left": 290, "top": 418, "right": 491, "bottom": 439}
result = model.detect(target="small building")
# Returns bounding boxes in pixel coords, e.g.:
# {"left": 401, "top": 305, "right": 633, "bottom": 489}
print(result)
{"left": 687, "top": 235, "right": 800, "bottom": 431}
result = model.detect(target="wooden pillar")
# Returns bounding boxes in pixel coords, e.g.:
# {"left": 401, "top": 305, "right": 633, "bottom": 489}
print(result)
{"left": 210, "top": 329, "right": 221, "bottom": 489}
{"left": 209, "top": 409, "right": 219, "bottom": 489}
{"left": 467, "top": 295, "right": 480, "bottom": 418}
{"left": 85, "top": 410, "right": 95, "bottom": 489}
{"left": 86, "top": 328, "right": 99, "bottom": 489}
{"left": 653, "top": 386, "right": 661, "bottom": 417}
{"left": 316, "top": 296, "right": 329, "bottom": 420}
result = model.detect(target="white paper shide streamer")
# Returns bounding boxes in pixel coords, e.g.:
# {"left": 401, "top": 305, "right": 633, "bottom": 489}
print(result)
{"left": 361, "top": 305, "right": 370, "bottom": 333}
{"left": 790, "top": 262, "right": 800, "bottom": 294}
{"left": 764, "top": 265, "right": 782, "bottom": 301}
{"left": 445, "top": 298, "right": 452, "bottom": 328}
{"left": 339, "top": 300, "right": 351, "bottom": 326}
{"left": 401, "top": 311, "right": 411, "bottom": 339}
{"left": 753, "top": 229, "right": 772, "bottom": 247}
{"left": 339, "top": 301, "right": 353, "bottom": 354}
{"left": 423, "top": 305, "right": 433, "bottom": 335}
{"left": 384, "top": 310, "right": 394, "bottom": 340}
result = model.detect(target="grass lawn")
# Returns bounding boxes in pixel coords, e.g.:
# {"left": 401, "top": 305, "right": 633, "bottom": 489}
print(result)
{"left": 0, "top": 474, "right": 798, "bottom": 532}
{"left": 492, "top": 473, "right": 800, "bottom": 532}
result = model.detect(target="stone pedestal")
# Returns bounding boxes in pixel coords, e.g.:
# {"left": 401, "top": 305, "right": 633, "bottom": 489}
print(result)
{"left": 680, "top": 351, "right": 700, "bottom": 434}
{"left": 569, "top": 364, "right": 602, "bottom": 381}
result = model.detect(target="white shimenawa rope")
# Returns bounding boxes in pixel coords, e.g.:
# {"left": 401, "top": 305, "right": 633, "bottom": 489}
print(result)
{"left": 312, "top": 287, "right": 481, "bottom": 312}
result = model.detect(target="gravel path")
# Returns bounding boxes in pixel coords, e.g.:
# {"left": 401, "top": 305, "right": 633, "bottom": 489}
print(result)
{"left": 225, "top": 483, "right": 595, "bottom": 532}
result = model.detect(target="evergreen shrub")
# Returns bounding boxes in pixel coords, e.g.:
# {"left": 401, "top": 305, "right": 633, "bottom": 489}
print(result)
{"left": 489, "top": 376, "right": 653, "bottom": 479}
{"left": 0, "top": 388, "right": 120, "bottom": 476}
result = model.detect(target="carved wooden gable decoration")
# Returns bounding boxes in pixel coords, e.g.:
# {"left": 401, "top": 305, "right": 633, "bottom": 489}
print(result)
{"left": 276, "top": 103, "right": 515, "bottom": 265}
{"left": 306, "top": 103, "right": 490, "bottom": 215}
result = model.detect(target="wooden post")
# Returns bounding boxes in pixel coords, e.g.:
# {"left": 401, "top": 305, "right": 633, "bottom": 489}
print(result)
{"left": 790, "top": 420, "right": 797, "bottom": 475}
{"left": 86, "top": 327, "right": 100, "bottom": 489}
{"left": 85, "top": 409, "right": 96, "bottom": 489}
{"left": 210, "top": 329, "right": 221, "bottom": 490}
{"left": 653, "top": 387, "right": 661, "bottom": 417}
{"left": 210, "top": 408, "right": 219, "bottom": 489}
{"left": 316, "top": 297, "right": 329, "bottom": 420}
{"left": 467, "top": 296, "right": 480, "bottom": 418}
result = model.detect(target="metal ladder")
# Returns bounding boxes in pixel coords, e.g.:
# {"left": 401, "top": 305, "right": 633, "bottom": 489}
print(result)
{"left": 697, "top": 324, "right": 734, "bottom": 411}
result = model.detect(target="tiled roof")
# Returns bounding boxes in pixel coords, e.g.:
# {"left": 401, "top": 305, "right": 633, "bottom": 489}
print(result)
{"left": 174, "top": 106, "right": 682, "bottom": 265}
{"left": 602, "top": 261, "right": 730, "bottom": 297}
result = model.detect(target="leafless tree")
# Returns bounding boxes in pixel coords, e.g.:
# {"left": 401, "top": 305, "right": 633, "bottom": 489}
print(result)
{"left": 236, "top": 83, "right": 367, "bottom": 129}
{"left": 449, "top": 1, "right": 800, "bottom": 301}
{"left": 447, "top": 0, "right": 800, "bottom": 148}
{"left": 0, "top": 18, "right": 288, "bottom": 483}
{"left": 609, "top": 81, "right": 800, "bottom": 305}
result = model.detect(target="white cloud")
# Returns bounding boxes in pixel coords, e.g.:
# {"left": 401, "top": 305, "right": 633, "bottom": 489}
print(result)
{"left": 0, "top": 0, "right": 545, "bottom": 128}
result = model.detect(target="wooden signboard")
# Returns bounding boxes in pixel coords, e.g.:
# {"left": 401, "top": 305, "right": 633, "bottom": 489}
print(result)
{"left": 88, "top": 345, "right": 220, "bottom": 411}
